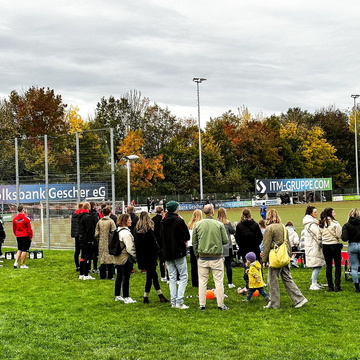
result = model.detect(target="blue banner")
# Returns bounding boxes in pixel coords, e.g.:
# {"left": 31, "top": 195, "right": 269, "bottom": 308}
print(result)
{"left": 0, "top": 183, "right": 108, "bottom": 203}
{"left": 255, "top": 178, "right": 332, "bottom": 194}
{"left": 179, "top": 200, "right": 252, "bottom": 211}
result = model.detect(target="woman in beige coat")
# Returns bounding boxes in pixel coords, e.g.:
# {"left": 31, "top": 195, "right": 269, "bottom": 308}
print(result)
{"left": 95, "top": 207, "right": 116, "bottom": 280}
{"left": 114, "top": 213, "right": 137, "bottom": 304}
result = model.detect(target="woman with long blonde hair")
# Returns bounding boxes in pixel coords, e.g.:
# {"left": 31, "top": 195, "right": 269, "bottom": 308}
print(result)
{"left": 188, "top": 209, "right": 203, "bottom": 287}
{"left": 134, "top": 212, "right": 168, "bottom": 303}
{"left": 217, "top": 207, "right": 235, "bottom": 288}
{"left": 262, "top": 209, "right": 307, "bottom": 309}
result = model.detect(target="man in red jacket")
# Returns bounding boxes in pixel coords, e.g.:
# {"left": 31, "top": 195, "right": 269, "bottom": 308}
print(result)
{"left": 12, "top": 205, "right": 33, "bottom": 269}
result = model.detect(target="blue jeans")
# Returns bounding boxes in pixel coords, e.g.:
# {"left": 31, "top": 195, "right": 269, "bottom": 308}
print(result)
{"left": 348, "top": 242, "right": 360, "bottom": 283}
{"left": 166, "top": 256, "right": 188, "bottom": 306}
{"left": 246, "top": 287, "right": 269, "bottom": 301}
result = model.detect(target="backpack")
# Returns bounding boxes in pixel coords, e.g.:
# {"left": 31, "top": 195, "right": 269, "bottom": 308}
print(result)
{"left": 108, "top": 228, "right": 126, "bottom": 256}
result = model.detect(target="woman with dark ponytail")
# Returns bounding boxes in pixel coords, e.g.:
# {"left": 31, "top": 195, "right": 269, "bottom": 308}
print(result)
{"left": 318, "top": 208, "right": 342, "bottom": 292}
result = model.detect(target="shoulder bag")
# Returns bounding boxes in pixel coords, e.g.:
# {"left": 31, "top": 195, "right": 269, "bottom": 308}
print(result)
{"left": 269, "top": 225, "right": 290, "bottom": 268}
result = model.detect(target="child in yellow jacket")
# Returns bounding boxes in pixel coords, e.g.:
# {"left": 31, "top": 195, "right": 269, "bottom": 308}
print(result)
{"left": 244, "top": 252, "right": 270, "bottom": 303}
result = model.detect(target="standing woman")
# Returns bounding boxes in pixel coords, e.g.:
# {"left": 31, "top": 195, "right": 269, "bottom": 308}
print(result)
{"left": 187, "top": 209, "right": 203, "bottom": 288}
{"left": 217, "top": 207, "right": 236, "bottom": 288}
{"left": 113, "top": 214, "right": 137, "bottom": 304}
{"left": 302, "top": 205, "right": 326, "bottom": 290}
{"left": 262, "top": 209, "right": 307, "bottom": 309}
{"left": 342, "top": 208, "right": 360, "bottom": 292}
{"left": 235, "top": 208, "right": 263, "bottom": 293}
{"left": 318, "top": 207, "right": 342, "bottom": 292}
{"left": 134, "top": 212, "right": 169, "bottom": 303}
{"left": 95, "top": 207, "right": 116, "bottom": 280}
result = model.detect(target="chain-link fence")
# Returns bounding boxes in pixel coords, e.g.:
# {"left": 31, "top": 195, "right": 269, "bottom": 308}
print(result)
{"left": 1, "top": 129, "right": 116, "bottom": 250}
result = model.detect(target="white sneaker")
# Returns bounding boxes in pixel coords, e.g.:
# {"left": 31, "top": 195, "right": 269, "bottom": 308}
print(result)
{"left": 20, "top": 265, "right": 29, "bottom": 269}
{"left": 0, "top": 260, "right": 3, "bottom": 263}
{"left": 115, "top": 296, "right": 124, "bottom": 302}
{"left": 228, "top": 283, "right": 236, "bottom": 289}
{"left": 123, "top": 297, "right": 137, "bottom": 304}
{"left": 295, "top": 298, "right": 308, "bottom": 308}
{"left": 175, "top": 304, "right": 189, "bottom": 309}
{"left": 14, "top": 262, "right": 18, "bottom": 269}
{"left": 161, "top": 277, "right": 167, "bottom": 282}
{"left": 83, "top": 275, "right": 95, "bottom": 280}
{"left": 0, "top": 254, "right": 5, "bottom": 259}
{"left": 78, "top": 275, "right": 84, "bottom": 280}
{"left": 264, "top": 301, "right": 273, "bottom": 309}
{"left": 309, "top": 284, "right": 322, "bottom": 290}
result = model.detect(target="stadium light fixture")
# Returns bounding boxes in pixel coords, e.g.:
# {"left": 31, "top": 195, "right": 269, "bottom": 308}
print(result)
{"left": 352, "top": 95, "right": 360, "bottom": 195}
{"left": 125, "top": 155, "right": 139, "bottom": 206}
{"left": 193, "top": 77, "right": 207, "bottom": 201}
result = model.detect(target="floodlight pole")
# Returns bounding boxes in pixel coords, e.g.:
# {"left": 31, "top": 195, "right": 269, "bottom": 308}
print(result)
{"left": 193, "top": 77, "right": 207, "bottom": 201}
{"left": 352, "top": 94, "right": 360, "bottom": 195}
{"left": 125, "top": 155, "right": 139, "bottom": 206}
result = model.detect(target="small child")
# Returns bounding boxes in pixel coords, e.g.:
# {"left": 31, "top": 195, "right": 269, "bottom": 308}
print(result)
{"left": 244, "top": 252, "right": 269, "bottom": 303}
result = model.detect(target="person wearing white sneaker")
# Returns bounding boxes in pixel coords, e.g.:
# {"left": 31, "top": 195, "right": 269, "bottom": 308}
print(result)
{"left": 302, "top": 206, "right": 326, "bottom": 291}
{"left": 262, "top": 209, "right": 307, "bottom": 309}
{"left": 12, "top": 205, "right": 33, "bottom": 270}
{"left": 20, "top": 265, "right": 29, "bottom": 269}
{"left": 160, "top": 201, "right": 190, "bottom": 309}
{"left": 113, "top": 214, "right": 137, "bottom": 303}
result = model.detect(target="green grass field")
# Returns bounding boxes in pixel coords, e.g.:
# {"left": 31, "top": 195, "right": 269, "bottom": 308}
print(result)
{"left": 2, "top": 201, "right": 360, "bottom": 359}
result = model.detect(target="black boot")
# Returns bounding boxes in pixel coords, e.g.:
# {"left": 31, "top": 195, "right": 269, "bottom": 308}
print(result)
{"left": 158, "top": 294, "right": 169, "bottom": 303}
{"left": 355, "top": 283, "right": 360, "bottom": 293}
{"left": 143, "top": 296, "right": 150, "bottom": 304}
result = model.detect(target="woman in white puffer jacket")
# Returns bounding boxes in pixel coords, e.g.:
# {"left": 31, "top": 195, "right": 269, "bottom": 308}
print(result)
{"left": 302, "top": 205, "right": 326, "bottom": 290}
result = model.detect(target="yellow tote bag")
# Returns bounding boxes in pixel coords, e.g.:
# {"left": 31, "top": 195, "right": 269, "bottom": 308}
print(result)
{"left": 269, "top": 225, "right": 290, "bottom": 268}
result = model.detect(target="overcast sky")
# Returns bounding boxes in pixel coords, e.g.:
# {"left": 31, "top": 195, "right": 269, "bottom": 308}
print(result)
{"left": 1, "top": 0, "right": 360, "bottom": 127}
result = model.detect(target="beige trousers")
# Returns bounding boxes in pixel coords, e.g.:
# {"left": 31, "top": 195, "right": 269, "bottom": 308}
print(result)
{"left": 198, "top": 258, "right": 224, "bottom": 307}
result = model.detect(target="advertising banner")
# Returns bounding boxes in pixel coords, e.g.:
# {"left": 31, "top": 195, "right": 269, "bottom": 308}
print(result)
{"left": 179, "top": 200, "right": 252, "bottom": 211}
{"left": 333, "top": 195, "right": 360, "bottom": 202}
{"left": 0, "top": 183, "right": 108, "bottom": 203}
{"left": 255, "top": 178, "right": 332, "bottom": 194}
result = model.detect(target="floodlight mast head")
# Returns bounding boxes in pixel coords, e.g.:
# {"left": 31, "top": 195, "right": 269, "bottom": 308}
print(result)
{"left": 125, "top": 155, "right": 139, "bottom": 161}
{"left": 193, "top": 77, "right": 207, "bottom": 84}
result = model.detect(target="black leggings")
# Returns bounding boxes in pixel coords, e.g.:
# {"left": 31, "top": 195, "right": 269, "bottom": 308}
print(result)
{"left": 115, "top": 260, "right": 133, "bottom": 298}
{"left": 144, "top": 265, "right": 161, "bottom": 293}
{"left": 74, "top": 236, "right": 80, "bottom": 269}
{"left": 224, "top": 249, "right": 233, "bottom": 284}
{"left": 100, "top": 264, "right": 113, "bottom": 279}
{"left": 322, "top": 244, "right": 342, "bottom": 289}
{"left": 189, "top": 246, "right": 199, "bottom": 287}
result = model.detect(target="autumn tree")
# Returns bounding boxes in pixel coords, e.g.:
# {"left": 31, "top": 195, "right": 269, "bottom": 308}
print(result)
{"left": 117, "top": 130, "right": 164, "bottom": 194}
{"left": 279, "top": 122, "right": 349, "bottom": 186}
{"left": 10, "top": 86, "right": 69, "bottom": 137}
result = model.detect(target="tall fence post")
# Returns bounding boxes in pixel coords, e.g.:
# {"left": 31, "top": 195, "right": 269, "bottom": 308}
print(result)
{"left": 44, "top": 135, "right": 50, "bottom": 249}
{"left": 110, "top": 128, "right": 116, "bottom": 211}
{"left": 15, "top": 138, "right": 20, "bottom": 207}
{"left": 76, "top": 132, "right": 81, "bottom": 203}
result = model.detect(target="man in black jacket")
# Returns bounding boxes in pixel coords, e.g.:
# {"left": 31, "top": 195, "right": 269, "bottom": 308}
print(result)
{"left": 78, "top": 202, "right": 96, "bottom": 280}
{"left": 160, "top": 201, "right": 190, "bottom": 309}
